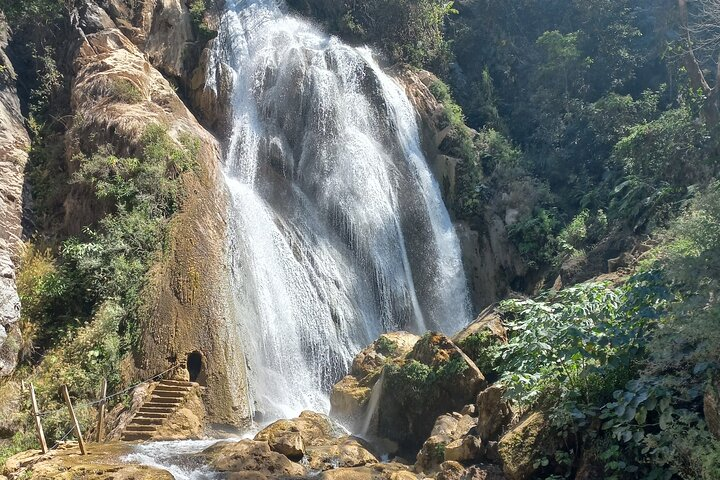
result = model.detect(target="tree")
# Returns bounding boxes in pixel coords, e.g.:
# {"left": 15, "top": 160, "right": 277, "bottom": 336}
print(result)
{"left": 678, "top": 0, "right": 720, "bottom": 126}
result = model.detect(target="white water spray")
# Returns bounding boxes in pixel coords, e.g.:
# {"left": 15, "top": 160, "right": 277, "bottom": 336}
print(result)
{"left": 210, "top": 0, "right": 470, "bottom": 423}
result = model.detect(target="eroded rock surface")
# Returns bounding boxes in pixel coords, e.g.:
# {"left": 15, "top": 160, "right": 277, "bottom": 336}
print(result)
{"left": 0, "top": 18, "right": 30, "bottom": 378}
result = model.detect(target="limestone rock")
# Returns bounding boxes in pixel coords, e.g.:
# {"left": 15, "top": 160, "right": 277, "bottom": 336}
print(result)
{"left": 460, "top": 465, "right": 507, "bottom": 480}
{"left": 351, "top": 332, "right": 420, "bottom": 380}
{"left": 453, "top": 305, "right": 507, "bottom": 382}
{"left": 436, "top": 461, "right": 465, "bottom": 480}
{"left": 255, "top": 411, "right": 377, "bottom": 469}
{"left": 444, "top": 435, "right": 482, "bottom": 463}
{"left": 415, "top": 413, "right": 477, "bottom": 473}
{"left": 331, "top": 332, "right": 419, "bottom": 429}
{"left": 0, "top": 17, "right": 30, "bottom": 378}
{"left": 3, "top": 442, "right": 173, "bottom": 479}
{"left": 330, "top": 375, "right": 372, "bottom": 425}
{"left": 475, "top": 385, "right": 513, "bottom": 441}
{"left": 201, "top": 440, "right": 307, "bottom": 477}
{"left": 317, "top": 462, "right": 418, "bottom": 479}
{"left": 377, "top": 333, "right": 485, "bottom": 451}
{"left": 454, "top": 307, "right": 508, "bottom": 347}
{"left": 255, "top": 411, "right": 343, "bottom": 447}
{"left": 254, "top": 420, "right": 305, "bottom": 459}
{"left": 497, "top": 412, "right": 559, "bottom": 480}
{"left": 304, "top": 437, "right": 378, "bottom": 471}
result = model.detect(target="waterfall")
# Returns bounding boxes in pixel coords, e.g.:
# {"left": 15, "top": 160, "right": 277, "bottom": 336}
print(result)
{"left": 210, "top": 0, "right": 471, "bottom": 423}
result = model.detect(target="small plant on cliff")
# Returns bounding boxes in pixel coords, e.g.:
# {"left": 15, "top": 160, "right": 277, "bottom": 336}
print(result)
{"left": 64, "top": 124, "right": 197, "bottom": 349}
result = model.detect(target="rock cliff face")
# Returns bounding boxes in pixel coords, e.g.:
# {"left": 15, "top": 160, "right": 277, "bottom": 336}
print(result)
{"left": 0, "top": 18, "right": 30, "bottom": 377}
{"left": 65, "top": 1, "right": 248, "bottom": 427}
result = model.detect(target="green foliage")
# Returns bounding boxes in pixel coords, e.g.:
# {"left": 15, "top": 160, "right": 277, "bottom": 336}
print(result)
{"left": 456, "top": 330, "right": 498, "bottom": 378}
{"left": 62, "top": 124, "right": 196, "bottom": 349}
{"left": 335, "top": 0, "right": 456, "bottom": 69}
{"left": 375, "top": 336, "right": 398, "bottom": 356}
{"left": 0, "top": 431, "right": 37, "bottom": 467}
{"left": 507, "top": 208, "right": 559, "bottom": 269}
{"left": 0, "top": 0, "right": 65, "bottom": 27}
{"left": 188, "top": 0, "right": 216, "bottom": 43}
{"left": 107, "top": 78, "right": 143, "bottom": 104}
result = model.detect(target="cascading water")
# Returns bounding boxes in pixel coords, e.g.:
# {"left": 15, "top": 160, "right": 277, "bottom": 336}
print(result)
{"left": 209, "top": 0, "right": 471, "bottom": 423}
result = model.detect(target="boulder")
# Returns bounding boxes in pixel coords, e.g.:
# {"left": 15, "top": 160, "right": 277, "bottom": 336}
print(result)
{"left": 330, "top": 375, "right": 371, "bottom": 427}
{"left": 317, "top": 462, "right": 418, "bottom": 479}
{"left": 444, "top": 435, "right": 483, "bottom": 463}
{"left": 497, "top": 412, "right": 559, "bottom": 480}
{"left": 202, "top": 440, "right": 306, "bottom": 477}
{"left": 254, "top": 420, "right": 305, "bottom": 459}
{"left": 475, "top": 385, "right": 513, "bottom": 441}
{"left": 454, "top": 307, "right": 508, "bottom": 379}
{"left": 351, "top": 332, "right": 420, "bottom": 381}
{"left": 415, "top": 413, "right": 478, "bottom": 472}
{"left": 331, "top": 332, "right": 419, "bottom": 429}
{"left": 255, "top": 411, "right": 343, "bottom": 447}
{"left": 305, "top": 437, "right": 378, "bottom": 471}
{"left": 436, "top": 461, "right": 465, "bottom": 480}
{"left": 255, "top": 411, "right": 377, "bottom": 469}
{"left": 376, "top": 333, "right": 485, "bottom": 452}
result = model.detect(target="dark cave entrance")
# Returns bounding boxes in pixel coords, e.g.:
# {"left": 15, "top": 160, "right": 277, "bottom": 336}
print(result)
{"left": 187, "top": 351, "right": 205, "bottom": 384}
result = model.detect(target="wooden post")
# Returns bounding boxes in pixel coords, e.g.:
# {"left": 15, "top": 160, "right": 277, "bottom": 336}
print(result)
{"left": 29, "top": 383, "right": 48, "bottom": 454}
{"left": 96, "top": 378, "right": 107, "bottom": 443}
{"left": 61, "top": 385, "right": 87, "bottom": 455}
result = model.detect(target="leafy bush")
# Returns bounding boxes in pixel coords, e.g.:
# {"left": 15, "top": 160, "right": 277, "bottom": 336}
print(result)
{"left": 0, "top": 431, "right": 37, "bottom": 467}
{"left": 507, "top": 207, "right": 560, "bottom": 269}
{"left": 456, "top": 330, "right": 498, "bottom": 379}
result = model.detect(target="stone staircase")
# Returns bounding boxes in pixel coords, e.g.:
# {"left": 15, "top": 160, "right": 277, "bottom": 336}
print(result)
{"left": 121, "top": 379, "right": 198, "bottom": 441}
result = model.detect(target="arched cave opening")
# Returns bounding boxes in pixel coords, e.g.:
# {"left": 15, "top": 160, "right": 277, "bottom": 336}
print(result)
{"left": 187, "top": 351, "right": 205, "bottom": 384}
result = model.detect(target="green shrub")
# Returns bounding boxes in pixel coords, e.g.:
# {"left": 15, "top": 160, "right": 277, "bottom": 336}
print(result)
{"left": 0, "top": 431, "right": 37, "bottom": 467}
{"left": 507, "top": 207, "right": 560, "bottom": 269}
{"left": 456, "top": 330, "right": 497, "bottom": 377}
{"left": 107, "top": 79, "right": 143, "bottom": 104}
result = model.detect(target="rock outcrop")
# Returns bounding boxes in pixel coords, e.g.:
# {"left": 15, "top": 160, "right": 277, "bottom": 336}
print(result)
{"left": 254, "top": 411, "right": 379, "bottom": 471}
{"left": 0, "top": 18, "right": 30, "bottom": 378}
{"left": 331, "top": 332, "right": 420, "bottom": 429}
{"left": 497, "top": 412, "right": 559, "bottom": 480}
{"left": 453, "top": 306, "right": 508, "bottom": 380}
{"left": 2, "top": 442, "right": 173, "bottom": 479}
{"left": 374, "top": 333, "right": 486, "bottom": 452}
{"left": 69, "top": 4, "right": 248, "bottom": 427}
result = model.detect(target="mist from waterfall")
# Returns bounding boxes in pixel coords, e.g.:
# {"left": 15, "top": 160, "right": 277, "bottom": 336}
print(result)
{"left": 209, "top": 0, "right": 471, "bottom": 423}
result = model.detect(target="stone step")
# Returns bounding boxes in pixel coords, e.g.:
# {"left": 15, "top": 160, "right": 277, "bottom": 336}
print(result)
{"left": 135, "top": 410, "right": 173, "bottom": 419}
{"left": 154, "top": 384, "right": 192, "bottom": 393}
{"left": 151, "top": 389, "right": 186, "bottom": 399}
{"left": 146, "top": 398, "right": 182, "bottom": 406}
{"left": 124, "top": 425, "right": 158, "bottom": 433}
{"left": 129, "top": 417, "right": 165, "bottom": 426}
{"left": 159, "top": 379, "right": 197, "bottom": 388}
{"left": 122, "top": 431, "right": 153, "bottom": 441}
